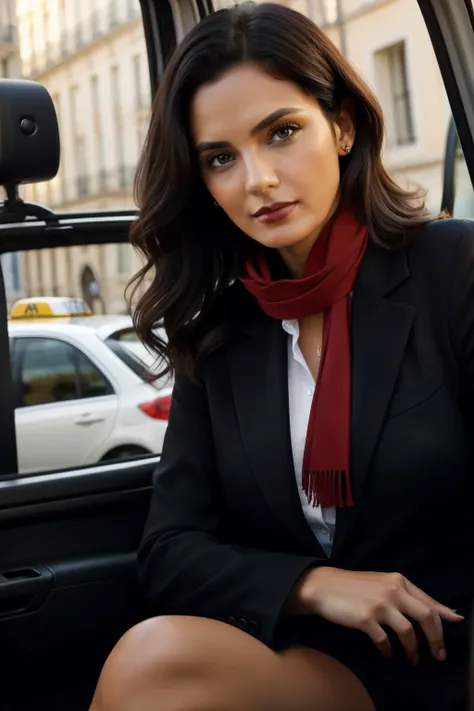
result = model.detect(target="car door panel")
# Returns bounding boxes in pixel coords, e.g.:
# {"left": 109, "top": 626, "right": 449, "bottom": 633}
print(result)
{"left": 15, "top": 396, "right": 119, "bottom": 473}
{"left": 0, "top": 459, "right": 155, "bottom": 710}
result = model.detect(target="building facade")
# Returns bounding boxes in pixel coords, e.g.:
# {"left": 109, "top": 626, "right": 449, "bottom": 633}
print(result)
{"left": 16, "top": 0, "right": 151, "bottom": 313}
{"left": 15, "top": 0, "right": 474, "bottom": 311}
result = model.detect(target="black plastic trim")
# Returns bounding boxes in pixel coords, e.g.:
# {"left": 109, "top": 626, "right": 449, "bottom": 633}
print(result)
{"left": 417, "top": 0, "right": 474, "bottom": 186}
{"left": 141, "top": 0, "right": 176, "bottom": 96}
{"left": 441, "top": 116, "right": 460, "bottom": 215}
{"left": 0, "top": 260, "right": 18, "bottom": 475}
{"left": 0, "top": 486, "right": 152, "bottom": 524}
{"left": 50, "top": 553, "right": 137, "bottom": 587}
{"left": 0, "top": 214, "right": 135, "bottom": 254}
{"left": 0, "top": 456, "right": 158, "bottom": 507}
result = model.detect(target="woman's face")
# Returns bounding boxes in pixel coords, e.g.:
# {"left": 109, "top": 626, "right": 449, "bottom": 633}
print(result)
{"left": 191, "top": 63, "right": 355, "bottom": 268}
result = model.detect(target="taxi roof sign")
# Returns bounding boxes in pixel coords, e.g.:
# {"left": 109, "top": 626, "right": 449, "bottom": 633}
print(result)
{"left": 10, "top": 297, "right": 92, "bottom": 320}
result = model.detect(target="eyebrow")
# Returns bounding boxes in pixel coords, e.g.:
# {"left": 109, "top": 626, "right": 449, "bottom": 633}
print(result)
{"left": 195, "top": 107, "right": 304, "bottom": 153}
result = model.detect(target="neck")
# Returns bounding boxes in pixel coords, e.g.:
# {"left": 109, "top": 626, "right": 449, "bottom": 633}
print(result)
{"left": 279, "top": 241, "right": 312, "bottom": 278}
{"left": 277, "top": 201, "right": 340, "bottom": 278}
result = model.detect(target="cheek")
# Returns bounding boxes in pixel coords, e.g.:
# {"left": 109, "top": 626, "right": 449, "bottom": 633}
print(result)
{"left": 296, "top": 139, "right": 340, "bottom": 199}
{"left": 204, "top": 172, "right": 244, "bottom": 214}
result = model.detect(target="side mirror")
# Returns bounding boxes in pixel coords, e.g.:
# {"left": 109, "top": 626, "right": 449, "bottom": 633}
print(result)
{"left": 0, "top": 79, "right": 60, "bottom": 186}
{"left": 0, "top": 79, "right": 60, "bottom": 222}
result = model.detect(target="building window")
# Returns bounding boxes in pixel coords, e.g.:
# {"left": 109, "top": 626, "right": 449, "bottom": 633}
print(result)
{"left": 132, "top": 54, "right": 142, "bottom": 110}
{"left": 111, "top": 65, "right": 124, "bottom": 178}
{"left": 91, "top": 75, "right": 100, "bottom": 122}
{"left": 70, "top": 86, "right": 88, "bottom": 196}
{"left": 70, "top": 84, "right": 79, "bottom": 132}
{"left": 52, "top": 92, "right": 64, "bottom": 203}
{"left": 11, "top": 253, "right": 21, "bottom": 292}
{"left": 50, "top": 250, "right": 58, "bottom": 296}
{"left": 117, "top": 243, "right": 130, "bottom": 275}
{"left": 91, "top": 74, "right": 105, "bottom": 182}
{"left": 28, "top": 17, "right": 35, "bottom": 73}
{"left": 36, "top": 251, "right": 43, "bottom": 295}
{"left": 374, "top": 41, "right": 415, "bottom": 147}
{"left": 322, "top": 0, "right": 338, "bottom": 23}
{"left": 111, "top": 64, "right": 121, "bottom": 113}
{"left": 59, "top": 0, "right": 66, "bottom": 28}
{"left": 43, "top": 6, "right": 50, "bottom": 46}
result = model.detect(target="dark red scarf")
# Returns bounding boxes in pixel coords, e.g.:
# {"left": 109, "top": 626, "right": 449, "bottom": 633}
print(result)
{"left": 239, "top": 209, "right": 368, "bottom": 509}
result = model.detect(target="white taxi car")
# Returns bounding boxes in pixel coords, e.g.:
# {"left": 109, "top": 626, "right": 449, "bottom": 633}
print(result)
{"left": 8, "top": 297, "right": 172, "bottom": 474}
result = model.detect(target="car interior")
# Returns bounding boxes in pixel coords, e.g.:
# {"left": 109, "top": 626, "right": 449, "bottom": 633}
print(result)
{"left": 0, "top": 1, "right": 473, "bottom": 709}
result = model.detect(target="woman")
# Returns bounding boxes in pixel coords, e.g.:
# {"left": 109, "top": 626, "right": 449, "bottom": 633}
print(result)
{"left": 89, "top": 3, "right": 474, "bottom": 710}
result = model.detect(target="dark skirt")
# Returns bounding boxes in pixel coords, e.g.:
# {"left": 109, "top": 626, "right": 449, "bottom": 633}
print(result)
{"left": 273, "top": 606, "right": 472, "bottom": 711}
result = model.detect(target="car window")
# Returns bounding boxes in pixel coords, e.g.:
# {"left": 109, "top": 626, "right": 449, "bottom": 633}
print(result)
{"left": 17, "top": 337, "right": 113, "bottom": 407}
{"left": 77, "top": 348, "right": 115, "bottom": 398}
{"left": 105, "top": 326, "right": 170, "bottom": 389}
{"left": 2, "top": 0, "right": 468, "bottom": 478}
{"left": 105, "top": 334, "right": 155, "bottom": 382}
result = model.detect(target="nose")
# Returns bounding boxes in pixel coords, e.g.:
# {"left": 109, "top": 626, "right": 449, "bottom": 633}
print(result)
{"left": 243, "top": 150, "right": 279, "bottom": 195}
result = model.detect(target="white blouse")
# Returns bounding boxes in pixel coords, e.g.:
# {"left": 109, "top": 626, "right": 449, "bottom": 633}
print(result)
{"left": 282, "top": 319, "right": 336, "bottom": 557}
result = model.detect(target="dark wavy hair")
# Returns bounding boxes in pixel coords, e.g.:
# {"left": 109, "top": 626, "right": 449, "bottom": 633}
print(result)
{"left": 129, "top": 1, "right": 439, "bottom": 381}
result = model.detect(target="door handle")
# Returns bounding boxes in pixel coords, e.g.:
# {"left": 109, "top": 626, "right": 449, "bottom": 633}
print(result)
{"left": 74, "top": 414, "right": 106, "bottom": 426}
{"left": 0, "top": 565, "right": 53, "bottom": 618}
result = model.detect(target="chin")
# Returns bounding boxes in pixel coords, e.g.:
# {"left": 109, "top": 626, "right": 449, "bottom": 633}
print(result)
{"left": 250, "top": 227, "right": 312, "bottom": 250}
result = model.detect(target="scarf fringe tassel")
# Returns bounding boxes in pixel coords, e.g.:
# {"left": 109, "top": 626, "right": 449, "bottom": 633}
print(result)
{"left": 302, "top": 469, "right": 355, "bottom": 509}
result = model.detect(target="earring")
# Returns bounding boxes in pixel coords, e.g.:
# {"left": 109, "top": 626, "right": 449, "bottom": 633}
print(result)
{"left": 343, "top": 145, "right": 352, "bottom": 154}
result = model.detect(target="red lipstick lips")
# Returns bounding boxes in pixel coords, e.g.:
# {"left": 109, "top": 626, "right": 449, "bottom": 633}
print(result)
{"left": 252, "top": 201, "right": 298, "bottom": 224}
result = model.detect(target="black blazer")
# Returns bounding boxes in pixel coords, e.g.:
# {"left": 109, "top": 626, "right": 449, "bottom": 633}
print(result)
{"left": 138, "top": 218, "right": 474, "bottom": 708}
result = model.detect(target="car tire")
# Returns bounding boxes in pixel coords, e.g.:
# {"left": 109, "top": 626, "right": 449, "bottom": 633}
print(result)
{"left": 100, "top": 445, "right": 152, "bottom": 462}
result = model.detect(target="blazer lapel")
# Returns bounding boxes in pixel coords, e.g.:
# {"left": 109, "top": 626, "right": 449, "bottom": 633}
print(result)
{"left": 332, "top": 244, "right": 415, "bottom": 559}
{"left": 227, "top": 312, "right": 325, "bottom": 556}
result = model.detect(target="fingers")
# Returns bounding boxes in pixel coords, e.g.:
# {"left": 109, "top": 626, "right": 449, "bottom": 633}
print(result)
{"left": 365, "top": 621, "right": 393, "bottom": 660}
{"left": 364, "top": 578, "right": 463, "bottom": 665}
{"left": 398, "top": 594, "right": 447, "bottom": 662}
{"left": 383, "top": 609, "right": 419, "bottom": 665}
{"left": 406, "top": 582, "right": 464, "bottom": 622}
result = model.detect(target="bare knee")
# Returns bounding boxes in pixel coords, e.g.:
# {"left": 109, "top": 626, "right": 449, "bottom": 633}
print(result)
{"left": 89, "top": 615, "right": 273, "bottom": 711}
{"left": 90, "top": 616, "right": 204, "bottom": 709}
{"left": 89, "top": 616, "right": 375, "bottom": 711}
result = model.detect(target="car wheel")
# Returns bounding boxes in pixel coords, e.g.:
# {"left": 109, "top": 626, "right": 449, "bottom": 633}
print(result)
{"left": 101, "top": 446, "right": 151, "bottom": 462}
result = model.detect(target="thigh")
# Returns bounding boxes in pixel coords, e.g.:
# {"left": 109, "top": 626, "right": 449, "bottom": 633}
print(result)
{"left": 91, "top": 616, "right": 376, "bottom": 711}
{"left": 276, "top": 645, "right": 376, "bottom": 711}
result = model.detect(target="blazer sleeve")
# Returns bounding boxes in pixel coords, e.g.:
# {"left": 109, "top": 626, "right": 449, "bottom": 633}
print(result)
{"left": 137, "top": 369, "right": 323, "bottom": 647}
{"left": 448, "top": 220, "right": 474, "bottom": 396}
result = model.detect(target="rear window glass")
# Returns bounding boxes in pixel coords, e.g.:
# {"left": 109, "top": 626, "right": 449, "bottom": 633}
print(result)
{"left": 105, "top": 328, "right": 170, "bottom": 388}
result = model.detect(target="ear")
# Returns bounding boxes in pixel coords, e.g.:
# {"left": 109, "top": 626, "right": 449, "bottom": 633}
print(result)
{"left": 335, "top": 99, "right": 356, "bottom": 157}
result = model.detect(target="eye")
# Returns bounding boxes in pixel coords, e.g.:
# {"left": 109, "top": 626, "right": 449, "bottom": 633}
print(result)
{"left": 206, "top": 152, "right": 235, "bottom": 170}
{"left": 269, "top": 123, "right": 301, "bottom": 143}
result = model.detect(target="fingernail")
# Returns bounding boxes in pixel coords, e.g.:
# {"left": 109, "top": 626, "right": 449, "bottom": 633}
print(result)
{"left": 438, "top": 649, "right": 446, "bottom": 661}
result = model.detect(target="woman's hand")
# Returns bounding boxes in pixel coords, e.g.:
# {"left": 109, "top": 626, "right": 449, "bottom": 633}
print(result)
{"left": 288, "top": 567, "right": 464, "bottom": 665}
